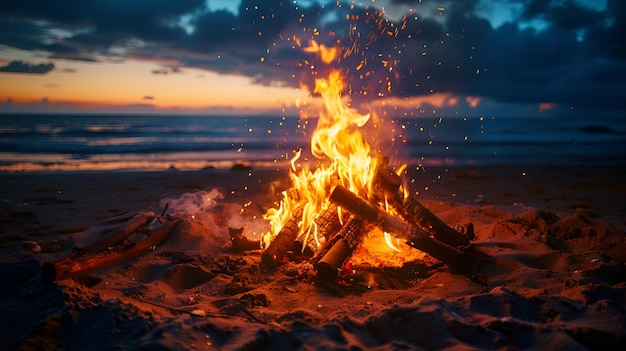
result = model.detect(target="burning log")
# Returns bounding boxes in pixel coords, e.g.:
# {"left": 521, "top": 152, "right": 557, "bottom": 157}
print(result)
{"left": 261, "top": 206, "right": 303, "bottom": 269}
{"left": 293, "top": 203, "right": 342, "bottom": 257}
{"left": 403, "top": 196, "right": 472, "bottom": 248}
{"left": 315, "top": 215, "right": 366, "bottom": 281}
{"left": 374, "top": 165, "right": 471, "bottom": 248}
{"left": 42, "top": 218, "right": 180, "bottom": 283}
{"left": 329, "top": 185, "right": 467, "bottom": 269}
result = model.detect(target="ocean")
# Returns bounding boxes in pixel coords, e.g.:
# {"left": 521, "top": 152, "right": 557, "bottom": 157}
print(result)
{"left": 1, "top": 114, "right": 625, "bottom": 172}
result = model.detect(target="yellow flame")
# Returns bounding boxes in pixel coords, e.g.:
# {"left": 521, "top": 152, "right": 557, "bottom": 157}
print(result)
{"left": 263, "top": 42, "right": 407, "bottom": 254}
{"left": 263, "top": 68, "right": 382, "bottom": 245}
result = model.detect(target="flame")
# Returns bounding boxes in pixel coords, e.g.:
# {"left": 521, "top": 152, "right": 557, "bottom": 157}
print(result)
{"left": 262, "top": 41, "right": 406, "bottom": 254}
{"left": 302, "top": 40, "right": 340, "bottom": 65}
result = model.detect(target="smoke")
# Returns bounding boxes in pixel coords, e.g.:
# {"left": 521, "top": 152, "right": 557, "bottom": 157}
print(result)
{"left": 159, "top": 187, "right": 267, "bottom": 241}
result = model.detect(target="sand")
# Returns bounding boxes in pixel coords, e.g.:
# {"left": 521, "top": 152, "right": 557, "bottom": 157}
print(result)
{"left": 1, "top": 164, "right": 625, "bottom": 350}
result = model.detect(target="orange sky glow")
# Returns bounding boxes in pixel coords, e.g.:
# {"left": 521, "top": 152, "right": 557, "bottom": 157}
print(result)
{"left": 1, "top": 56, "right": 492, "bottom": 116}
{"left": 0, "top": 58, "right": 309, "bottom": 114}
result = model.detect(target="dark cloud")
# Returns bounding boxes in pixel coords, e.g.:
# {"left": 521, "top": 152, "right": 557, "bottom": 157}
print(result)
{"left": 0, "top": 19, "right": 48, "bottom": 51}
{"left": 142, "top": 95, "right": 155, "bottom": 100}
{"left": 151, "top": 66, "right": 181, "bottom": 75}
{"left": 0, "top": 0, "right": 624, "bottom": 110}
{"left": 522, "top": 0, "right": 604, "bottom": 29}
{"left": 372, "top": 0, "right": 626, "bottom": 109}
{"left": 0, "top": 60, "right": 54, "bottom": 74}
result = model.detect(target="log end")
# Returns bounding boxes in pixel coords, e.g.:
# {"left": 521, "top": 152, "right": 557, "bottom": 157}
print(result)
{"left": 315, "top": 239, "right": 352, "bottom": 281}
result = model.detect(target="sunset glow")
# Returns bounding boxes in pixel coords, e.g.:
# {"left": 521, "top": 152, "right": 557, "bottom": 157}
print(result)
{"left": 1, "top": 0, "right": 623, "bottom": 117}
{"left": 0, "top": 59, "right": 308, "bottom": 113}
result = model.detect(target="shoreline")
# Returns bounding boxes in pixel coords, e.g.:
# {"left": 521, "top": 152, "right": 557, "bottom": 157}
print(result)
{"left": 1, "top": 164, "right": 624, "bottom": 234}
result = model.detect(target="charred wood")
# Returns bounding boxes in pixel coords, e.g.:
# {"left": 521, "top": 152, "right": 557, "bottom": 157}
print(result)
{"left": 229, "top": 227, "right": 261, "bottom": 252}
{"left": 293, "top": 203, "right": 342, "bottom": 257}
{"left": 375, "top": 165, "right": 472, "bottom": 248}
{"left": 329, "top": 185, "right": 468, "bottom": 269}
{"left": 403, "top": 196, "right": 472, "bottom": 247}
{"left": 315, "top": 215, "right": 365, "bottom": 281}
{"left": 261, "top": 206, "right": 303, "bottom": 269}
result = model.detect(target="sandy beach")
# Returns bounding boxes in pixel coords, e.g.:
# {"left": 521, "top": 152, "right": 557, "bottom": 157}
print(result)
{"left": 1, "top": 164, "right": 625, "bottom": 350}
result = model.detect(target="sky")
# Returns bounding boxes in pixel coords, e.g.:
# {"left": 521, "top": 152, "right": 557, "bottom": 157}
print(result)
{"left": 0, "top": 0, "right": 624, "bottom": 118}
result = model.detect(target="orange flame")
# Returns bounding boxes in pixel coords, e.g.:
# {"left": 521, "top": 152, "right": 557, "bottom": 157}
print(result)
{"left": 262, "top": 70, "right": 380, "bottom": 247}
{"left": 262, "top": 41, "right": 406, "bottom": 253}
{"left": 302, "top": 40, "right": 340, "bottom": 65}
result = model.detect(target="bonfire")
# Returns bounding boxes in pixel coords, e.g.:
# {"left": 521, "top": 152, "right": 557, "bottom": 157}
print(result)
{"left": 42, "top": 41, "right": 478, "bottom": 285}
{"left": 260, "top": 41, "right": 475, "bottom": 280}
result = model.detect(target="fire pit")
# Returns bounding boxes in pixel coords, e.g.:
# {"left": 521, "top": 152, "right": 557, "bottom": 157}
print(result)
{"left": 259, "top": 42, "right": 475, "bottom": 281}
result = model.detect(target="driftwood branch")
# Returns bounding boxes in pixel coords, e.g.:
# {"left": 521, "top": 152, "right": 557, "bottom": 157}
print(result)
{"left": 329, "top": 185, "right": 467, "bottom": 268}
{"left": 42, "top": 218, "right": 180, "bottom": 283}
{"left": 77, "top": 211, "right": 155, "bottom": 254}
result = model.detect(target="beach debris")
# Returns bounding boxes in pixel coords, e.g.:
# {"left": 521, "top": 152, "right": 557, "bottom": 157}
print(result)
{"left": 75, "top": 210, "right": 155, "bottom": 255}
{"left": 42, "top": 214, "right": 180, "bottom": 283}
{"left": 190, "top": 309, "right": 206, "bottom": 317}
{"left": 229, "top": 226, "right": 261, "bottom": 252}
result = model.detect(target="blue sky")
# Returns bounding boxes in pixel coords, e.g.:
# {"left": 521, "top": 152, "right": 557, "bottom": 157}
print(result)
{"left": 0, "top": 0, "right": 623, "bottom": 117}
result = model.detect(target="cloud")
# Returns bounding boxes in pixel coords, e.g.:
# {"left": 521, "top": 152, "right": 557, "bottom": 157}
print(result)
{"left": 0, "top": 60, "right": 54, "bottom": 74}
{"left": 151, "top": 66, "right": 181, "bottom": 75}
{"left": 142, "top": 95, "right": 155, "bottom": 100}
{"left": 0, "top": 0, "right": 624, "bottom": 111}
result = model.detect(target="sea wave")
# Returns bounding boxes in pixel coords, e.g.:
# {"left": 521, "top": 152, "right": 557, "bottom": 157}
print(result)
{"left": 1, "top": 114, "right": 625, "bottom": 172}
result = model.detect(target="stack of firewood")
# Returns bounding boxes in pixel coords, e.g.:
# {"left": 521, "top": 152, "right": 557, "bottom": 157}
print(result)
{"left": 260, "top": 165, "right": 476, "bottom": 281}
